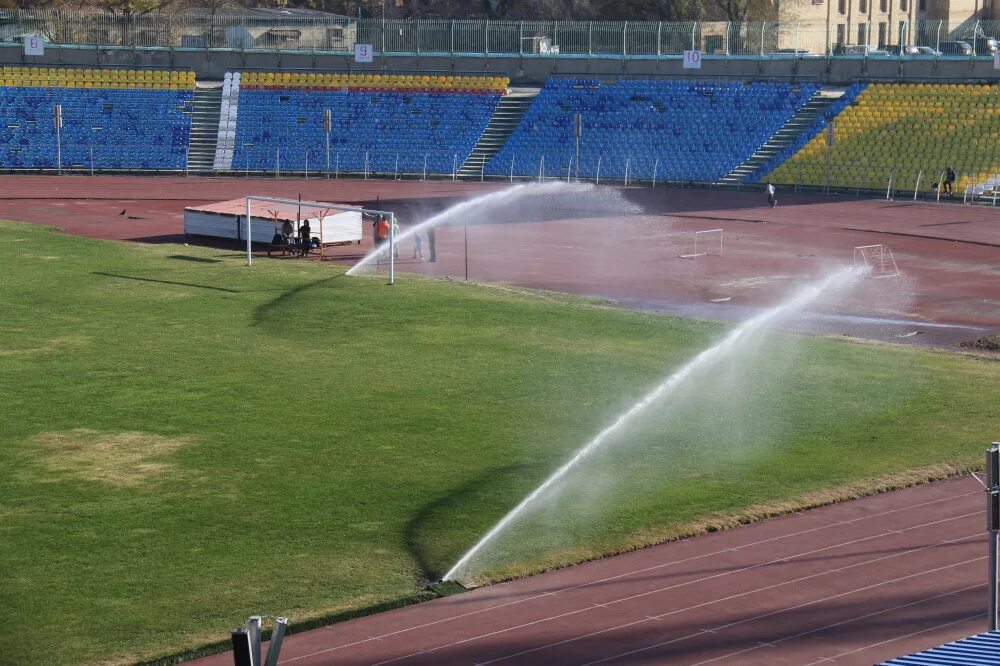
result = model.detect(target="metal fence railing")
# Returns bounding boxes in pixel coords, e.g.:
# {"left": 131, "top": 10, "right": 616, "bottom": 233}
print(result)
{"left": 4, "top": 140, "right": 1000, "bottom": 205}
{"left": 3, "top": 11, "right": 1000, "bottom": 58}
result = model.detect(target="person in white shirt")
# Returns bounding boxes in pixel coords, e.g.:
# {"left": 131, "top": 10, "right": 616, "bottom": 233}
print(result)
{"left": 766, "top": 182, "right": 776, "bottom": 208}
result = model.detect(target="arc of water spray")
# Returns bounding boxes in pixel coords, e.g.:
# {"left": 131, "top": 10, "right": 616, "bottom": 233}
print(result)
{"left": 345, "top": 182, "right": 593, "bottom": 276}
{"left": 443, "top": 266, "right": 862, "bottom": 581}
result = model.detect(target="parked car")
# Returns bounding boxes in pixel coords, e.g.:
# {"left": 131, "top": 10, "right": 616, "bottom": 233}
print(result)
{"left": 883, "top": 44, "right": 921, "bottom": 56}
{"left": 770, "top": 48, "right": 810, "bottom": 56}
{"left": 971, "top": 37, "right": 1000, "bottom": 55}
{"left": 914, "top": 46, "right": 940, "bottom": 56}
{"left": 838, "top": 44, "right": 890, "bottom": 56}
{"left": 938, "top": 40, "right": 974, "bottom": 55}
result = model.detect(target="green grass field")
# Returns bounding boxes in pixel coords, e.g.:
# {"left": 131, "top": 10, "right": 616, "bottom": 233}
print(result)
{"left": 0, "top": 220, "right": 996, "bottom": 665}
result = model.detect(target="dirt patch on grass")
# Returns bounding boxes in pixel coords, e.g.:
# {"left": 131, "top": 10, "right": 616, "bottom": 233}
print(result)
{"left": 0, "top": 336, "right": 88, "bottom": 356}
{"left": 30, "top": 429, "right": 193, "bottom": 486}
{"left": 962, "top": 333, "right": 1000, "bottom": 352}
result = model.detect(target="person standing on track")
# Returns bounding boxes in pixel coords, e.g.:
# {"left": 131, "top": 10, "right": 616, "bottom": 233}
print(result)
{"left": 766, "top": 182, "right": 777, "bottom": 208}
{"left": 376, "top": 216, "right": 390, "bottom": 247}
{"left": 376, "top": 216, "right": 391, "bottom": 261}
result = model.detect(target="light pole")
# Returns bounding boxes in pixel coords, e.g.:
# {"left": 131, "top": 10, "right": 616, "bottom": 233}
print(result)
{"left": 324, "top": 108, "right": 331, "bottom": 177}
{"left": 53, "top": 104, "right": 63, "bottom": 175}
{"left": 574, "top": 112, "right": 582, "bottom": 181}
{"left": 825, "top": 118, "right": 834, "bottom": 194}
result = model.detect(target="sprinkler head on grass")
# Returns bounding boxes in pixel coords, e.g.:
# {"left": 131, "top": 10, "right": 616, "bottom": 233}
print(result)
{"left": 427, "top": 580, "right": 468, "bottom": 597}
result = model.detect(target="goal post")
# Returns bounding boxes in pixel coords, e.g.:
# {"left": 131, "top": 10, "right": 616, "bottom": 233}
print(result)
{"left": 679, "top": 228, "right": 724, "bottom": 259}
{"left": 243, "top": 195, "right": 398, "bottom": 284}
{"left": 853, "top": 244, "right": 900, "bottom": 278}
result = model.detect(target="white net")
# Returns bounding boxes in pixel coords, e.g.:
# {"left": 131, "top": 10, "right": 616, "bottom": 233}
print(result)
{"left": 853, "top": 244, "right": 900, "bottom": 278}
{"left": 679, "top": 228, "right": 724, "bottom": 258}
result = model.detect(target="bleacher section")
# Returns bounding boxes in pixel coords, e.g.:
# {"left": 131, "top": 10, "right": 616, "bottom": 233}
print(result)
{"left": 744, "top": 83, "right": 866, "bottom": 184}
{"left": 229, "top": 73, "right": 507, "bottom": 174}
{"left": 763, "top": 83, "right": 1000, "bottom": 194}
{"left": 239, "top": 72, "right": 508, "bottom": 94}
{"left": 0, "top": 67, "right": 194, "bottom": 170}
{"left": 4, "top": 66, "right": 1000, "bottom": 197}
{"left": 485, "top": 79, "right": 819, "bottom": 182}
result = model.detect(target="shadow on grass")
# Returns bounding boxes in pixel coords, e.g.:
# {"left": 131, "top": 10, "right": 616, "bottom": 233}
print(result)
{"left": 403, "top": 463, "right": 532, "bottom": 581}
{"left": 252, "top": 273, "right": 348, "bottom": 328}
{"left": 166, "top": 254, "right": 223, "bottom": 264}
{"left": 93, "top": 271, "right": 243, "bottom": 293}
{"left": 135, "top": 590, "right": 438, "bottom": 666}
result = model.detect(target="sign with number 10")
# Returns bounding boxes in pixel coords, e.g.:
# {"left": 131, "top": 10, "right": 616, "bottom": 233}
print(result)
{"left": 683, "top": 50, "right": 702, "bottom": 69}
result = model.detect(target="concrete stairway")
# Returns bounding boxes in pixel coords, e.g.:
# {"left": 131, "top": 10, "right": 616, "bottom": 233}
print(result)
{"left": 186, "top": 84, "right": 223, "bottom": 173}
{"left": 458, "top": 89, "right": 537, "bottom": 179}
{"left": 718, "top": 87, "right": 845, "bottom": 185}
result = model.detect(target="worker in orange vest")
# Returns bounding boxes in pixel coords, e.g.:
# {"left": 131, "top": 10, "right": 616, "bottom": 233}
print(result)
{"left": 376, "top": 216, "right": 390, "bottom": 243}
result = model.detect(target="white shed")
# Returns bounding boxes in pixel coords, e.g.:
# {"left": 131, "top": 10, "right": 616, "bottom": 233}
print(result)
{"left": 183, "top": 198, "right": 363, "bottom": 246}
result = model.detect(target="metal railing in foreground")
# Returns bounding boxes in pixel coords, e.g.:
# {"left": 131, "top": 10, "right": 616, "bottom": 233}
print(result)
{"left": 5, "top": 146, "right": 998, "bottom": 205}
{"left": 4, "top": 10, "right": 1000, "bottom": 60}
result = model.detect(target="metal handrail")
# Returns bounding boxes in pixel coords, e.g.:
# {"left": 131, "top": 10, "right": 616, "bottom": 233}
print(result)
{"left": 3, "top": 10, "right": 1000, "bottom": 59}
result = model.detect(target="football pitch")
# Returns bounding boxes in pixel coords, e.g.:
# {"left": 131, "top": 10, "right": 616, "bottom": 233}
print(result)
{"left": 0, "top": 220, "right": 996, "bottom": 665}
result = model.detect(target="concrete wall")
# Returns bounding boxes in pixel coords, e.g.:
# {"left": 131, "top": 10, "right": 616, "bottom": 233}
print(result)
{"left": 2, "top": 44, "right": 999, "bottom": 84}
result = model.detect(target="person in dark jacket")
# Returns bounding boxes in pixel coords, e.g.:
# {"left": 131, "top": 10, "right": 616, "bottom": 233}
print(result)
{"left": 299, "top": 219, "right": 311, "bottom": 256}
{"left": 943, "top": 167, "right": 956, "bottom": 196}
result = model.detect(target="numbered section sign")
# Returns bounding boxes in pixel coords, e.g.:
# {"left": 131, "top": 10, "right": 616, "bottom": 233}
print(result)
{"left": 354, "top": 43, "right": 373, "bottom": 63}
{"left": 24, "top": 35, "right": 44, "bottom": 56}
{"left": 682, "top": 49, "right": 702, "bottom": 69}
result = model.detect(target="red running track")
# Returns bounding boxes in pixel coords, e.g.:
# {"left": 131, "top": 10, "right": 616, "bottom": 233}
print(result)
{"left": 190, "top": 476, "right": 988, "bottom": 666}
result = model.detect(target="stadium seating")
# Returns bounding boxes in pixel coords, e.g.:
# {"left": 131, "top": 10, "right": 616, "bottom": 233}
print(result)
{"left": 240, "top": 72, "right": 508, "bottom": 94}
{"left": 745, "top": 83, "right": 867, "bottom": 184}
{"left": 484, "top": 79, "right": 819, "bottom": 182}
{"left": 0, "top": 66, "right": 194, "bottom": 170}
{"left": 229, "top": 73, "right": 505, "bottom": 174}
{"left": 762, "top": 83, "right": 1000, "bottom": 194}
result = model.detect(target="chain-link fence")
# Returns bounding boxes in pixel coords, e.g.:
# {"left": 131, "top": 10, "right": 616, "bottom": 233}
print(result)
{"left": 3, "top": 10, "right": 1000, "bottom": 58}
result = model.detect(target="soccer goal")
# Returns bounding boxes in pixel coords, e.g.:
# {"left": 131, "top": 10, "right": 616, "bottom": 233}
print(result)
{"left": 240, "top": 195, "right": 399, "bottom": 282}
{"left": 853, "top": 244, "right": 900, "bottom": 278}
{"left": 679, "top": 229, "right": 724, "bottom": 258}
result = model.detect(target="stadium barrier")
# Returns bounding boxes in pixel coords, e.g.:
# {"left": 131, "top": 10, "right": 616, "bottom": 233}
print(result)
{"left": 4, "top": 10, "right": 1000, "bottom": 60}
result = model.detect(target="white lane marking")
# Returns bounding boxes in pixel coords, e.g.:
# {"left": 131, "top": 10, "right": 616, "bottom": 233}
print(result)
{"left": 433, "top": 518, "right": 981, "bottom": 665}
{"left": 688, "top": 580, "right": 986, "bottom": 665}
{"left": 280, "top": 487, "right": 978, "bottom": 664}
{"left": 583, "top": 557, "right": 984, "bottom": 666}
{"left": 800, "top": 611, "right": 986, "bottom": 666}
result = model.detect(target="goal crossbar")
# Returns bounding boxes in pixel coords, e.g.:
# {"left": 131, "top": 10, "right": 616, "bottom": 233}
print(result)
{"left": 679, "top": 228, "right": 724, "bottom": 258}
{"left": 853, "top": 244, "right": 900, "bottom": 278}
{"left": 244, "top": 195, "right": 398, "bottom": 283}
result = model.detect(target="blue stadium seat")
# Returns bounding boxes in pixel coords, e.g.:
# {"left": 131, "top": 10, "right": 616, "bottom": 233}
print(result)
{"left": 486, "top": 79, "right": 820, "bottom": 182}
{"left": 0, "top": 86, "right": 193, "bottom": 170}
{"left": 744, "top": 82, "right": 867, "bottom": 183}
{"left": 230, "top": 87, "right": 500, "bottom": 174}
